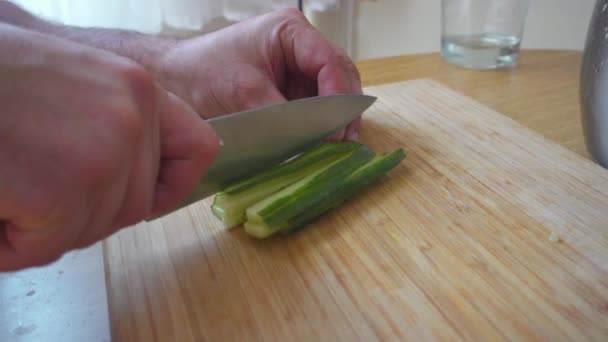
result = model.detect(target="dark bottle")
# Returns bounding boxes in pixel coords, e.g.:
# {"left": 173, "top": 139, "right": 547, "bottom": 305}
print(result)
{"left": 581, "top": 0, "right": 608, "bottom": 168}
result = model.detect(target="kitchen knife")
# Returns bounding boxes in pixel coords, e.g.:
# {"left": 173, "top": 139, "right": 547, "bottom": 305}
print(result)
{"left": 182, "top": 94, "right": 377, "bottom": 207}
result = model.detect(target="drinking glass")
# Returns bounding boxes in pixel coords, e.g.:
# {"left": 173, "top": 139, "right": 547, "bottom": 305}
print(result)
{"left": 441, "top": 0, "right": 530, "bottom": 69}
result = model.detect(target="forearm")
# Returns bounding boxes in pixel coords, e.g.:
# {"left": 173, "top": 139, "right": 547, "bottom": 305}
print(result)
{"left": 0, "top": 1, "right": 175, "bottom": 78}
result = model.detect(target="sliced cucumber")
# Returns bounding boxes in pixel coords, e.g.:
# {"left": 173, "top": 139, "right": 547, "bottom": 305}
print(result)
{"left": 283, "top": 148, "right": 406, "bottom": 233}
{"left": 211, "top": 141, "right": 363, "bottom": 228}
{"left": 209, "top": 140, "right": 406, "bottom": 239}
{"left": 244, "top": 145, "right": 376, "bottom": 238}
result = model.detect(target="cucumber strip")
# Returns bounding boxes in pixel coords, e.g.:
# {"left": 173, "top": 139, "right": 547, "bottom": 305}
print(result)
{"left": 223, "top": 142, "right": 362, "bottom": 195}
{"left": 211, "top": 157, "right": 339, "bottom": 227}
{"left": 211, "top": 142, "right": 362, "bottom": 228}
{"left": 282, "top": 148, "right": 406, "bottom": 233}
{"left": 244, "top": 145, "right": 376, "bottom": 238}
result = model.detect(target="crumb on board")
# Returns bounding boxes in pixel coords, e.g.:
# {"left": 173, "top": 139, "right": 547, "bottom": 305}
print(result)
{"left": 548, "top": 231, "right": 561, "bottom": 243}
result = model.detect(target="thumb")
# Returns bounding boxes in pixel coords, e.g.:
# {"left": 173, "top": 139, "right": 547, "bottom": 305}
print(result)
{"left": 151, "top": 90, "right": 220, "bottom": 216}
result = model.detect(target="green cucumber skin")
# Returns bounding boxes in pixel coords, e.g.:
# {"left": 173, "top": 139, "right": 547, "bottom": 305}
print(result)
{"left": 244, "top": 148, "right": 405, "bottom": 238}
{"left": 210, "top": 142, "right": 363, "bottom": 228}
{"left": 211, "top": 156, "right": 339, "bottom": 228}
{"left": 249, "top": 145, "right": 376, "bottom": 229}
{"left": 222, "top": 142, "right": 363, "bottom": 195}
{"left": 283, "top": 148, "right": 406, "bottom": 233}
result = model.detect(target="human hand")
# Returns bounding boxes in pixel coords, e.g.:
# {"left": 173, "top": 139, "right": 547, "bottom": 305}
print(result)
{"left": 156, "top": 8, "right": 363, "bottom": 141}
{"left": 0, "top": 25, "right": 219, "bottom": 271}
{"left": 0, "top": 4, "right": 363, "bottom": 140}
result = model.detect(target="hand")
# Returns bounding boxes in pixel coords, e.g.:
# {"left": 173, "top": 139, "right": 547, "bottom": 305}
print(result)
{"left": 0, "top": 25, "right": 219, "bottom": 271}
{"left": 156, "top": 8, "right": 363, "bottom": 141}
{"left": 0, "top": 4, "right": 364, "bottom": 139}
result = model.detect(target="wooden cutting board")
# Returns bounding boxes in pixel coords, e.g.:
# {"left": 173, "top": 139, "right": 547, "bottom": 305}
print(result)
{"left": 104, "top": 79, "right": 608, "bottom": 341}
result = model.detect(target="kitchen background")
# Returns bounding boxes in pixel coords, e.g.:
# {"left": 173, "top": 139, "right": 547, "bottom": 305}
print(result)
{"left": 0, "top": 1, "right": 599, "bottom": 341}
{"left": 11, "top": 0, "right": 596, "bottom": 61}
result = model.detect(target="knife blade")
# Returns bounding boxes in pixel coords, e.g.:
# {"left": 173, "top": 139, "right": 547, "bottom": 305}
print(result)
{"left": 184, "top": 94, "right": 377, "bottom": 205}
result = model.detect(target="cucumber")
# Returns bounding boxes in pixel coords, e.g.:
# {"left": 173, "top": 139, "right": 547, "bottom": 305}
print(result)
{"left": 282, "top": 148, "right": 406, "bottom": 233}
{"left": 211, "top": 141, "right": 363, "bottom": 228}
{"left": 244, "top": 145, "right": 377, "bottom": 238}
{"left": 209, "top": 140, "right": 406, "bottom": 239}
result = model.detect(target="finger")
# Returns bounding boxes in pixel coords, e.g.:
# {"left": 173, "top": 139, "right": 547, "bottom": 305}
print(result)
{"left": 344, "top": 116, "right": 362, "bottom": 141}
{"left": 0, "top": 213, "right": 88, "bottom": 271}
{"left": 278, "top": 16, "right": 364, "bottom": 141}
{"left": 151, "top": 91, "right": 220, "bottom": 216}
{"left": 279, "top": 16, "right": 362, "bottom": 97}
{"left": 0, "top": 171, "right": 101, "bottom": 270}
{"left": 0, "top": 222, "right": 25, "bottom": 271}
{"left": 0, "top": 223, "right": 56, "bottom": 270}
{"left": 0, "top": 223, "right": 25, "bottom": 271}
{"left": 73, "top": 82, "right": 164, "bottom": 249}
{"left": 111, "top": 81, "right": 162, "bottom": 228}
{"left": 324, "top": 46, "right": 363, "bottom": 141}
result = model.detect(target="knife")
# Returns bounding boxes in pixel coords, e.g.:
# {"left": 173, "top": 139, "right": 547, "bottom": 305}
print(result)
{"left": 2, "top": 95, "right": 376, "bottom": 228}
{"left": 180, "top": 93, "right": 377, "bottom": 208}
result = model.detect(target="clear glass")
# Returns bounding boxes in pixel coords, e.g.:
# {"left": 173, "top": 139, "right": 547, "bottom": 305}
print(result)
{"left": 441, "top": 0, "right": 530, "bottom": 69}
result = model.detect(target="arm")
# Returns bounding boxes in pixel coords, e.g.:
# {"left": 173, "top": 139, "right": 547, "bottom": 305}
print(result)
{"left": 0, "top": 1, "right": 364, "bottom": 140}
{"left": 0, "top": 1, "right": 174, "bottom": 78}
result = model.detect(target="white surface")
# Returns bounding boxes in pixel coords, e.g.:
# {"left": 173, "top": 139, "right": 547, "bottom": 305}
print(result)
{"left": 9, "top": 0, "right": 346, "bottom": 33}
{"left": 10, "top": 0, "right": 596, "bottom": 60}
{"left": 351, "top": 0, "right": 595, "bottom": 60}
{"left": 0, "top": 243, "right": 110, "bottom": 342}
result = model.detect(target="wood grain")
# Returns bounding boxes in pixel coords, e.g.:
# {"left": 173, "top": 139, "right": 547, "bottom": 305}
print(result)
{"left": 104, "top": 79, "right": 608, "bottom": 341}
{"left": 357, "top": 50, "right": 587, "bottom": 158}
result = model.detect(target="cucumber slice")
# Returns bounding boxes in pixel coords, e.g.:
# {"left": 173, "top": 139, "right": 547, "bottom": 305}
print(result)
{"left": 244, "top": 148, "right": 405, "bottom": 238}
{"left": 244, "top": 145, "right": 376, "bottom": 238}
{"left": 283, "top": 148, "right": 406, "bottom": 233}
{"left": 211, "top": 142, "right": 363, "bottom": 228}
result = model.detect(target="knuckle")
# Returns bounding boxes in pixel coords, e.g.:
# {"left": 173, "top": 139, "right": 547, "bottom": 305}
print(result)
{"left": 118, "top": 61, "right": 157, "bottom": 107}
{"left": 104, "top": 95, "right": 145, "bottom": 146}
{"left": 114, "top": 62, "right": 155, "bottom": 138}
{"left": 64, "top": 108, "right": 141, "bottom": 191}
{"left": 119, "top": 60, "right": 152, "bottom": 87}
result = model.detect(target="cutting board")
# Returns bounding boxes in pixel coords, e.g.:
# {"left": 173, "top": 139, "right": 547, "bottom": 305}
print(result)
{"left": 104, "top": 79, "right": 608, "bottom": 341}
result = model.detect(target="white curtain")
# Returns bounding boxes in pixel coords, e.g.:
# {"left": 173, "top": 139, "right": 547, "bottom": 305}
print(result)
{"left": 9, "top": 0, "right": 345, "bottom": 34}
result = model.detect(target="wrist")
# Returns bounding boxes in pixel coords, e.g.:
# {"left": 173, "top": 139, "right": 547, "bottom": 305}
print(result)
{"left": 151, "top": 40, "right": 193, "bottom": 104}
{"left": 48, "top": 26, "right": 185, "bottom": 102}
{"left": 0, "top": 1, "right": 193, "bottom": 108}
{"left": 47, "top": 24, "right": 178, "bottom": 78}
{"left": 0, "top": 1, "right": 41, "bottom": 28}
